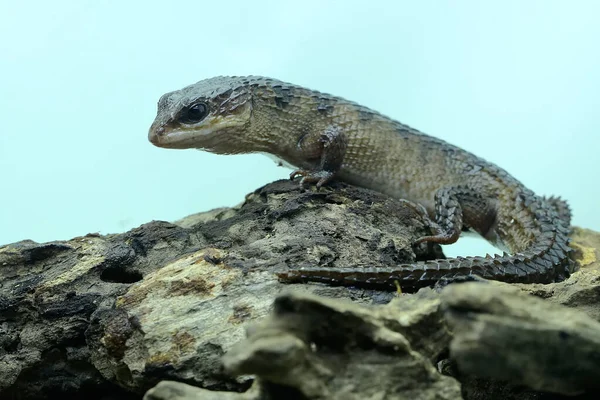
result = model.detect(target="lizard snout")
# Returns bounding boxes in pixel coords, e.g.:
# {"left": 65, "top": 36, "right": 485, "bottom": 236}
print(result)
{"left": 148, "top": 124, "right": 165, "bottom": 146}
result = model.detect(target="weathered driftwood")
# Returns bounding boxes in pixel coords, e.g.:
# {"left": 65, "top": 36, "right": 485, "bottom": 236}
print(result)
{"left": 145, "top": 257, "right": 600, "bottom": 400}
{"left": 1, "top": 179, "right": 599, "bottom": 400}
{"left": 0, "top": 180, "right": 438, "bottom": 399}
{"left": 443, "top": 281, "right": 600, "bottom": 396}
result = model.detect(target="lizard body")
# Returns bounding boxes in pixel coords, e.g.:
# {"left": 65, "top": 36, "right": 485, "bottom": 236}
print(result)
{"left": 148, "top": 76, "right": 572, "bottom": 289}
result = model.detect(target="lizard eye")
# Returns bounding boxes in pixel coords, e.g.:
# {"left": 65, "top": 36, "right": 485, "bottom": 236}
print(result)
{"left": 180, "top": 102, "right": 209, "bottom": 124}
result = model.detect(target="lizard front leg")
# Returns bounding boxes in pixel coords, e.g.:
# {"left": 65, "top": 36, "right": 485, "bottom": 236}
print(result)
{"left": 290, "top": 126, "right": 348, "bottom": 189}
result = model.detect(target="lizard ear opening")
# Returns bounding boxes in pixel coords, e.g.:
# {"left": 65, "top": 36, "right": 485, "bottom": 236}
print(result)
{"left": 179, "top": 102, "right": 209, "bottom": 124}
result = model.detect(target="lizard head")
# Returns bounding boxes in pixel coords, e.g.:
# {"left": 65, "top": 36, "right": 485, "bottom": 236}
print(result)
{"left": 148, "top": 76, "right": 254, "bottom": 153}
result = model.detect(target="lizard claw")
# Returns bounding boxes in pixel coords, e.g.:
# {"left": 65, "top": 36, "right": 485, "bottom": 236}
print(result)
{"left": 290, "top": 169, "right": 335, "bottom": 189}
{"left": 396, "top": 199, "right": 442, "bottom": 239}
{"left": 289, "top": 169, "right": 305, "bottom": 181}
{"left": 397, "top": 199, "right": 431, "bottom": 220}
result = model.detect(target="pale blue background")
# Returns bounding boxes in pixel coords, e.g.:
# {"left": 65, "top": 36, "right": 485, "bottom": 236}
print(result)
{"left": 1, "top": 1, "right": 598, "bottom": 258}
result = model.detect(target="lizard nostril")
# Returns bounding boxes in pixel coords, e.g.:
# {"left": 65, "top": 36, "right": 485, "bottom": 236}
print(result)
{"left": 148, "top": 125, "right": 165, "bottom": 145}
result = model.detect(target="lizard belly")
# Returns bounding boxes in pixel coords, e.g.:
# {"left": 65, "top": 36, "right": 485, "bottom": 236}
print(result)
{"left": 337, "top": 169, "right": 436, "bottom": 213}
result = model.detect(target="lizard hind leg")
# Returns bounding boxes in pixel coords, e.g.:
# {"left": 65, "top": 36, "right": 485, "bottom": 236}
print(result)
{"left": 415, "top": 186, "right": 464, "bottom": 246}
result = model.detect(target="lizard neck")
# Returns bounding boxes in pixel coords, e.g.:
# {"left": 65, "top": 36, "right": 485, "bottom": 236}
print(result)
{"left": 248, "top": 100, "right": 311, "bottom": 167}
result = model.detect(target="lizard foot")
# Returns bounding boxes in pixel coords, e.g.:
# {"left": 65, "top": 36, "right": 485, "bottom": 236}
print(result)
{"left": 289, "top": 169, "right": 335, "bottom": 189}
{"left": 396, "top": 199, "right": 439, "bottom": 227}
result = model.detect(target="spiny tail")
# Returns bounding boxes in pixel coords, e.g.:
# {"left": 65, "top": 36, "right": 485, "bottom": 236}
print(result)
{"left": 542, "top": 195, "right": 572, "bottom": 225}
{"left": 277, "top": 197, "right": 574, "bottom": 292}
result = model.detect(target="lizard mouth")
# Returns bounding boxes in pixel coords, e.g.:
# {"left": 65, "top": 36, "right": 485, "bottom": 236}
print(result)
{"left": 148, "top": 112, "right": 250, "bottom": 150}
{"left": 148, "top": 124, "right": 213, "bottom": 149}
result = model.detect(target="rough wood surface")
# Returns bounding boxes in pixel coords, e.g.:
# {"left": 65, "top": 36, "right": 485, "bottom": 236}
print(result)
{"left": 1, "top": 180, "right": 599, "bottom": 399}
{"left": 0, "top": 180, "right": 440, "bottom": 399}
